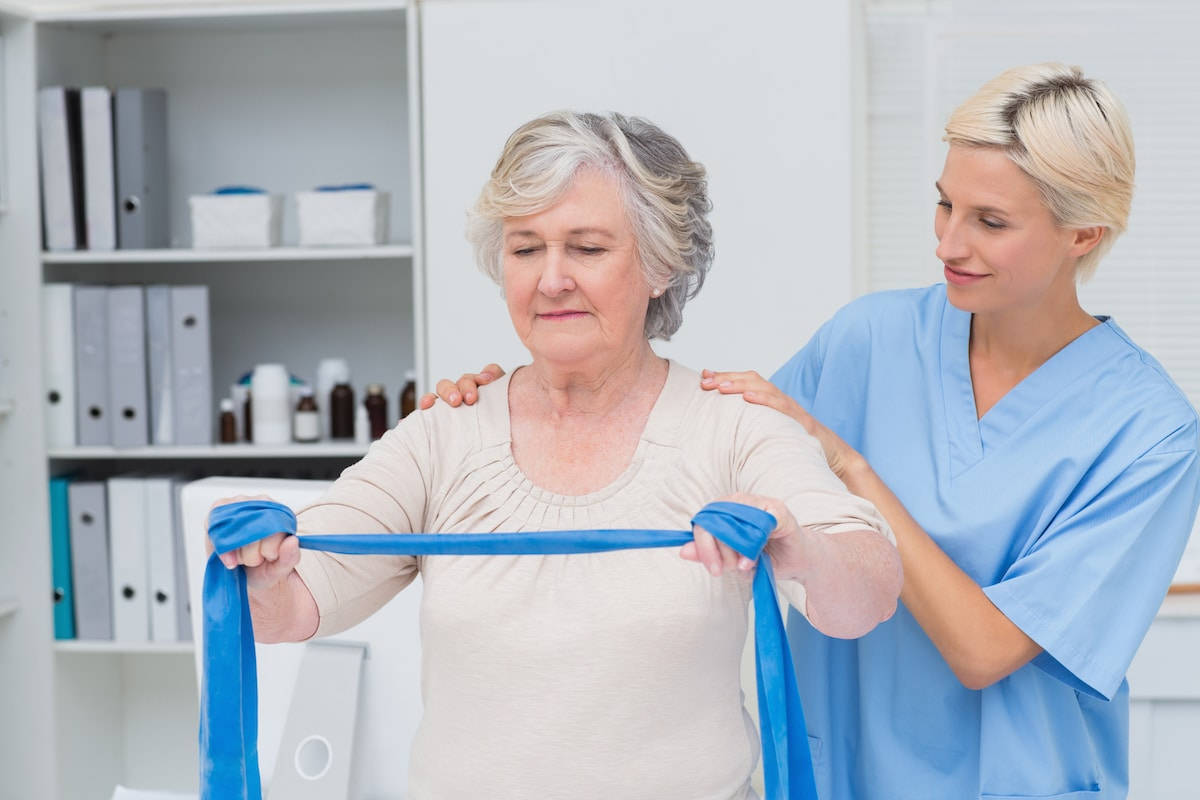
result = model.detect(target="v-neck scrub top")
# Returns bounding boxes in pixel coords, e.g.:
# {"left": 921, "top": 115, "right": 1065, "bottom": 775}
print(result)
{"left": 291, "top": 360, "right": 892, "bottom": 800}
{"left": 773, "top": 284, "right": 1200, "bottom": 800}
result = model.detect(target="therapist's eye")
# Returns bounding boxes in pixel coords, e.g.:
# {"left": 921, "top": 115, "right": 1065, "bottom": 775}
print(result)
{"left": 511, "top": 245, "right": 542, "bottom": 257}
{"left": 571, "top": 245, "right": 607, "bottom": 256}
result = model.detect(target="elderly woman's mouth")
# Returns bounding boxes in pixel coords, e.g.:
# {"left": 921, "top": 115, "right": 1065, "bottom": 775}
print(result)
{"left": 538, "top": 311, "right": 589, "bottom": 320}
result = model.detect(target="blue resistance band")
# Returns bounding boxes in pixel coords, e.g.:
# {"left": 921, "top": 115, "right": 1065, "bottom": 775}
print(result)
{"left": 203, "top": 499, "right": 819, "bottom": 800}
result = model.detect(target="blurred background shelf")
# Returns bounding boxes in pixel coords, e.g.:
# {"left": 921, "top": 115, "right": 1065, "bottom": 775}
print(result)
{"left": 55, "top": 640, "right": 194, "bottom": 656}
{"left": 48, "top": 443, "right": 371, "bottom": 460}
{"left": 41, "top": 244, "right": 414, "bottom": 265}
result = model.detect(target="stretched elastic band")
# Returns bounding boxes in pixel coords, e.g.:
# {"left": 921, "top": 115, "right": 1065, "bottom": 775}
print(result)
{"left": 202, "top": 499, "right": 818, "bottom": 800}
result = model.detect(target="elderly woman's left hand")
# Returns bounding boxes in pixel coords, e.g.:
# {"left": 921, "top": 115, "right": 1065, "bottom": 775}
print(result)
{"left": 682, "top": 492, "right": 803, "bottom": 577}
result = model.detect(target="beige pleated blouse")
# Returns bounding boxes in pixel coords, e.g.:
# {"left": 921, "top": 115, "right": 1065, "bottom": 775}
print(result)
{"left": 293, "top": 360, "right": 891, "bottom": 800}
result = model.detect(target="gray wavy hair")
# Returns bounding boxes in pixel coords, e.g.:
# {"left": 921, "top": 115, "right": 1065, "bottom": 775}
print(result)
{"left": 466, "top": 111, "right": 714, "bottom": 340}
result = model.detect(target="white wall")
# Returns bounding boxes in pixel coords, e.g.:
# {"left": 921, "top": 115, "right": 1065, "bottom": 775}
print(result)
{"left": 420, "top": 0, "right": 859, "bottom": 381}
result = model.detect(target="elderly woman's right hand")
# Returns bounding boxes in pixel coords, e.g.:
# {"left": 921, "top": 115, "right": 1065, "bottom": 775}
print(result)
{"left": 206, "top": 494, "right": 301, "bottom": 591}
{"left": 418, "top": 364, "right": 506, "bottom": 410}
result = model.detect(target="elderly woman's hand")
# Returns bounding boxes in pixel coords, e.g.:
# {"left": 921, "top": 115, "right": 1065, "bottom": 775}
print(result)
{"left": 682, "top": 492, "right": 802, "bottom": 577}
{"left": 206, "top": 494, "right": 300, "bottom": 592}
{"left": 418, "top": 364, "right": 506, "bottom": 410}
{"left": 700, "top": 368, "right": 864, "bottom": 482}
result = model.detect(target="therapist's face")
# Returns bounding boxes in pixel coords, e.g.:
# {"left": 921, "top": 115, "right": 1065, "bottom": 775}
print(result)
{"left": 501, "top": 168, "right": 653, "bottom": 370}
{"left": 934, "top": 145, "right": 1095, "bottom": 315}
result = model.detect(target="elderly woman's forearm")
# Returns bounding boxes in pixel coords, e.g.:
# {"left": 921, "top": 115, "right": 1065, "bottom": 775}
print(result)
{"left": 249, "top": 572, "right": 319, "bottom": 643}
{"left": 787, "top": 528, "right": 902, "bottom": 639}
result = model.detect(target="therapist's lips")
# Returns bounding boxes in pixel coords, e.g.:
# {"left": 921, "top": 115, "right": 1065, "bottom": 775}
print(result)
{"left": 944, "top": 265, "right": 988, "bottom": 286}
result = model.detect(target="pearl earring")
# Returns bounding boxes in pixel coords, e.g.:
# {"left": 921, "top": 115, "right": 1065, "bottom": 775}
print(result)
{"left": 651, "top": 288, "right": 663, "bottom": 298}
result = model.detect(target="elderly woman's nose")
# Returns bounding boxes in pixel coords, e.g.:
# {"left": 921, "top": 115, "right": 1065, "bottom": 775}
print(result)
{"left": 537, "top": 246, "right": 576, "bottom": 295}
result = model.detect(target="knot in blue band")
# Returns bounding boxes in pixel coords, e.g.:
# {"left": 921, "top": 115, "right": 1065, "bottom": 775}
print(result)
{"left": 200, "top": 499, "right": 816, "bottom": 800}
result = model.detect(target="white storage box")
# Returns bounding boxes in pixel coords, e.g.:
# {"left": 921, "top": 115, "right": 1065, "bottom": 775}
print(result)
{"left": 190, "top": 192, "right": 282, "bottom": 249}
{"left": 296, "top": 188, "right": 390, "bottom": 246}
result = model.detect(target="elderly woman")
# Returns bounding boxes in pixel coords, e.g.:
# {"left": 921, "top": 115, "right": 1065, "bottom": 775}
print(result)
{"left": 214, "top": 111, "right": 901, "bottom": 799}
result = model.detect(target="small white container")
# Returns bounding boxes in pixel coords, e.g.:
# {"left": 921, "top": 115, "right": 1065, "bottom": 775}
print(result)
{"left": 250, "top": 363, "right": 291, "bottom": 445}
{"left": 190, "top": 193, "right": 283, "bottom": 249}
{"left": 296, "top": 188, "right": 390, "bottom": 246}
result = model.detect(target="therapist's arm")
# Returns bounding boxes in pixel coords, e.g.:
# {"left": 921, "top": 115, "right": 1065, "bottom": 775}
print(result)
{"left": 839, "top": 461, "right": 1041, "bottom": 689}
{"left": 703, "top": 369, "right": 1041, "bottom": 690}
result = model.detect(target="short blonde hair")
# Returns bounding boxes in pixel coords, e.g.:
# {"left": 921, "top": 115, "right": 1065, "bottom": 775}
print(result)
{"left": 944, "top": 63, "right": 1135, "bottom": 279}
{"left": 466, "top": 111, "right": 713, "bottom": 340}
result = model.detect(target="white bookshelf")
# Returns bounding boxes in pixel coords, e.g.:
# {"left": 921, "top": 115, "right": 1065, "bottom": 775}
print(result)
{"left": 42, "top": 243, "right": 414, "bottom": 264}
{"left": 55, "top": 639, "right": 195, "bottom": 655}
{"left": 0, "top": 2, "right": 427, "bottom": 797}
{"left": 49, "top": 442, "right": 370, "bottom": 459}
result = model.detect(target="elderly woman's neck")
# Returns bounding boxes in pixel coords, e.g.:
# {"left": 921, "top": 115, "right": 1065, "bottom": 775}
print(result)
{"left": 525, "top": 346, "right": 667, "bottom": 418}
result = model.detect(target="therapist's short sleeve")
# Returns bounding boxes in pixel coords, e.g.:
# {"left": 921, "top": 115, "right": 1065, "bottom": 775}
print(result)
{"left": 983, "top": 419, "right": 1200, "bottom": 700}
{"left": 769, "top": 317, "right": 830, "bottom": 411}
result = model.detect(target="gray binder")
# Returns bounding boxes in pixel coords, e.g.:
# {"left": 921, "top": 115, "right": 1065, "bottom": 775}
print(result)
{"left": 145, "top": 285, "right": 174, "bottom": 445}
{"left": 115, "top": 88, "right": 169, "bottom": 249}
{"left": 67, "top": 481, "right": 113, "bottom": 640}
{"left": 170, "top": 286, "right": 213, "bottom": 445}
{"left": 73, "top": 285, "right": 110, "bottom": 446}
{"left": 107, "top": 286, "right": 149, "bottom": 447}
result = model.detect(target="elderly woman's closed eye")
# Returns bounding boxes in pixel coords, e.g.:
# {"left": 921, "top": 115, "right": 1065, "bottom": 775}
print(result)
{"left": 211, "top": 110, "right": 901, "bottom": 800}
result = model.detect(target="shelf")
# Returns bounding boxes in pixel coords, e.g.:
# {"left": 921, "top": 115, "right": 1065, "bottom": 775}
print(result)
{"left": 49, "top": 442, "right": 370, "bottom": 460}
{"left": 55, "top": 640, "right": 194, "bottom": 656}
{"left": 42, "top": 244, "right": 414, "bottom": 266}
{"left": 0, "top": 596, "right": 18, "bottom": 620}
{"left": 34, "top": 2, "right": 407, "bottom": 32}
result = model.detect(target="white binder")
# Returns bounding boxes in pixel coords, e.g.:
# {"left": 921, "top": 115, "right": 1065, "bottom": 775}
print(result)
{"left": 107, "top": 476, "right": 150, "bottom": 642}
{"left": 81, "top": 87, "right": 117, "bottom": 251}
{"left": 68, "top": 481, "right": 113, "bottom": 640}
{"left": 41, "top": 284, "right": 77, "bottom": 448}
{"left": 145, "top": 285, "right": 175, "bottom": 445}
{"left": 38, "top": 86, "right": 84, "bottom": 251}
{"left": 73, "top": 285, "right": 110, "bottom": 446}
{"left": 145, "top": 476, "right": 181, "bottom": 642}
{"left": 170, "top": 286, "right": 213, "bottom": 445}
{"left": 107, "top": 286, "right": 150, "bottom": 448}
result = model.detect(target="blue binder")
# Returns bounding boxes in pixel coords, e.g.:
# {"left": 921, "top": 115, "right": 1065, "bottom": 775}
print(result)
{"left": 49, "top": 477, "right": 76, "bottom": 640}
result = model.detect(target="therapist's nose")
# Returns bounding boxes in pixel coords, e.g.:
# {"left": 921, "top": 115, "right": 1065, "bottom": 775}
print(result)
{"left": 935, "top": 213, "right": 970, "bottom": 264}
{"left": 537, "top": 245, "right": 576, "bottom": 297}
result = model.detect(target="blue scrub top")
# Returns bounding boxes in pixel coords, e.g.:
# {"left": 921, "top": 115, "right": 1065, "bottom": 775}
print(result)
{"left": 773, "top": 285, "right": 1200, "bottom": 800}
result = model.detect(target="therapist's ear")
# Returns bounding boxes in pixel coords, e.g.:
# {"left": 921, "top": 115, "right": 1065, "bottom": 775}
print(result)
{"left": 1068, "top": 225, "right": 1104, "bottom": 258}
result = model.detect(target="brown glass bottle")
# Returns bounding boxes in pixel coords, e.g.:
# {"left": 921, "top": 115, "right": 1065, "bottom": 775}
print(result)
{"left": 219, "top": 398, "right": 237, "bottom": 444}
{"left": 399, "top": 369, "right": 417, "bottom": 420}
{"left": 242, "top": 390, "right": 253, "bottom": 443}
{"left": 330, "top": 382, "right": 355, "bottom": 439}
{"left": 365, "top": 383, "right": 388, "bottom": 440}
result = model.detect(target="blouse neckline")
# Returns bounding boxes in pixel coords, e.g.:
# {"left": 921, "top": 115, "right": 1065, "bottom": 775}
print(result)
{"left": 479, "top": 358, "right": 690, "bottom": 507}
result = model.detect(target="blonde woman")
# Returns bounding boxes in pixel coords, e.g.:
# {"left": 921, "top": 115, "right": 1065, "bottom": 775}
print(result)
{"left": 214, "top": 111, "right": 902, "bottom": 799}
{"left": 431, "top": 64, "right": 1200, "bottom": 799}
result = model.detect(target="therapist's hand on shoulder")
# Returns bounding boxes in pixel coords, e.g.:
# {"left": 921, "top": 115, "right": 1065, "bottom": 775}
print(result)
{"left": 701, "top": 368, "right": 864, "bottom": 481}
{"left": 419, "top": 364, "right": 506, "bottom": 410}
{"left": 682, "top": 493, "right": 801, "bottom": 577}
{"left": 206, "top": 494, "right": 300, "bottom": 591}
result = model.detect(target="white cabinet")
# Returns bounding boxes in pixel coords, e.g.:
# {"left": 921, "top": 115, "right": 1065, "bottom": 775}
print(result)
{"left": 0, "top": 3, "right": 424, "bottom": 798}
{"left": 1127, "top": 596, "right": 1200, "bottom": 800}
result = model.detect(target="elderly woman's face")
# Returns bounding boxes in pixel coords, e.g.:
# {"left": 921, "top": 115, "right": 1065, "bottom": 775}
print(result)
{"left": 502, "top": 168, "right": 653, "bottom": 368}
